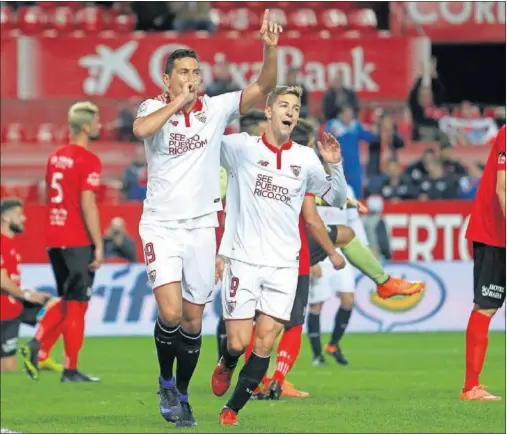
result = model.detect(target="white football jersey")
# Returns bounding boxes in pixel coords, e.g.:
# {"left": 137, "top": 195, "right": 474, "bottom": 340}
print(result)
{"left": 316, "top": 185, "right": 369, "bottom": 245}
{"left": 219, "top": 133, "right": 347, "bottom": 268}
{"left": 137, "top": 91, "right": 242, "bottom": 228}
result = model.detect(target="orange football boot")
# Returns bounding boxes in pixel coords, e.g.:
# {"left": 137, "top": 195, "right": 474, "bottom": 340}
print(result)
{"left": 376, "top": 276, "right": 424, "bottom": 299}
{"left": 459, "top": 385, "right": 502, "bottom": 401}
{"left": 219, "top": 408, "right": 238, "bottom": 426}
{"left": 211, "top": 358, "right": 235, "bottom": 397}
{"left": 281, "top": 383, "right": 310, "bottom": 398}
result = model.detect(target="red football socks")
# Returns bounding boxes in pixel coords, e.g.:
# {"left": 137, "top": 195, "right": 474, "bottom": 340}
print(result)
{"left": 63, "top": 300, "right": 88, "bottom": 370}
{"left": 464, "top": 310, "right": 491, "bottom": 392}
{"left": 272, "top": 325, "right": 303, "bottom": 384}
{"left": 35, "top": 299, "right": 65, "bottom": 361}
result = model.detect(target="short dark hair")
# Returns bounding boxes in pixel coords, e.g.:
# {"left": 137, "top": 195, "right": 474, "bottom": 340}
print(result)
{"left": 0, "top": 197, "right": 23, "bottom": 215}
{"left": 291, "top": 119, "right": 314, "bottom": 146}
{"left": 164, "top": 49, "right": 200, "bottom": 74}
{"left": 240, "top": 110, "right": 266, "bottom": 133}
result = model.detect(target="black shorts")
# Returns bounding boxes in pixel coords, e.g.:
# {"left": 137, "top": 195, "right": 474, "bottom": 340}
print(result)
{"left": 20, "top": 300, "right": 44, "bottom": 327}
{"left": 287, "top": 274, "right": 310, "bottom": 328}
{"left": 0, "top": 317, "right": 21, "bottom": 358}
{"left": 308, "top": 225, "right": 338, "bottom": 266}
{"left": 473, "top": 242, "right": 506, "bottom": 310}
{"left": 47, "top": 245, "right": 95, "bottom": 301}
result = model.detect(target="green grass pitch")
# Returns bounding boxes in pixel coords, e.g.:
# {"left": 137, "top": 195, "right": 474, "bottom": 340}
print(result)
{"left": 1, "top": 332, "right": 505, "bottom": 433}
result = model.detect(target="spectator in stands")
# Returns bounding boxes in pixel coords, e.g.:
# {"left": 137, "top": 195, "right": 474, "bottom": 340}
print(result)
{"left": 325, "top": 105, "right": 375, "bottom": 198}
{"left": 362, "top": 195, "right": 392, "bottom": 261}
{"left": 373, "top": 160, "right": 416, "bottom": 201}
{"left": 170, "top": 1, "right": 215, "bottom": 33}
{"left": 322, "top": 75, "right": 359, "bottom": 121}
{"left": 404, "top": 147, "right": 437, "bottom": 182}
{"left": 366, "top": 111, "right": 405, "bottom": 177}
{"left": 206, "top": 58, "right": 240, "bottom": 97}
{"left": 418, "top": 159, "right": 459, "bottom": 200}
{"left": 408, "top": 57, "right": 445, "bottom": 141}
{"left": 117, "top": 100, "right": 138, "bottom": 142}
{"left": 458, "top": 161, "right": 484, "bottom": 200}
{"left": 104, "top": 217, "right": 137, "bottom": 263}
{"left": 131, "top": 2, "right": 174, "bottom": 31}
{"left": 439, "top": 139, "right": 467, "bottom": 177}
{"left": 122, "top": 144, "right": 147, "bottom": 201}
{"left": 286, "top": 68, "right": 308, "bottom": 118}
{"left": 397, "top": 106, "right": 413, "bottom": 143}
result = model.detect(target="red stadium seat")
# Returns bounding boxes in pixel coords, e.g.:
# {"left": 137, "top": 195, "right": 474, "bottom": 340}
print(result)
{"left": 76, "top": 6, "right": 107, "bottom": 33}
{"left": 37, "top": 2, "right": 59, "bottom": 9}
{"left": 0, "top": 183, "right": 38, "bottom": 202}
{"left": 320, "top": 9, "right": 348, "bottom": 32}
{"left": 17, "top": 6, "right": 46, "bottom": 35}
{"left": 47, "top": 6, "right": 74, "bottom": 34}
{"left": 483, "top": 106, "right": 497, "bottom": 118}
{"left": 289, "top": 8, "right": 318, "bottom": 32}
{"left": 2, "top": 123, "right": 26, "bottom": 144}
{"left": 347, "top": 8, "right": 377, "bottom": 33}
{"left": 0, "top": 5, "right": 14, "bottom": 33}
{"left": 268, "top": 8, "right": 288, "bottom": 27}
{"left": 210, "top": 8, "right": 230, "bottom": 30}
{"left": 227, "top": 8, "right": 260, "bottom": 31}
{"left": 111, "top": 12, "right": 136, "bottom": 33}
{"left": 35, "top": 123, "right": 56, "bottom": 144}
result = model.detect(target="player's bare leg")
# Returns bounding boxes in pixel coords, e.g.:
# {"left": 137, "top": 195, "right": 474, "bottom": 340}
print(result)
{"left": 153, "top": 282, "right": 185, "bottom": 423}
{"left": 325, "top": 292, "right": 353, "bottom": 365}
{"left": 460, "top": 305, "right": 501, "bottom": 401}
{"left": 0, "top": 355, "right": 17, "bottom": 373}
{"left": 335, "top": 225, "right": 424, "bottom": 298}
{"left": 218, "top": 313, "right": 282, "bottom": 426}
{"left": 212, "top": 318, "right": 253, "bottom": 397}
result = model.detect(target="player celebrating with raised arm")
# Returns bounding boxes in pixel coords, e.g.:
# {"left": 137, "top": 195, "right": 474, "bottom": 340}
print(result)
{"left": 211, "top": 85, "right": 348, "bottom": 426}
{"left": 22, "top": 102, "right": 103, "bottom": 383}
{"left": 460, "top": 125, "right": 505, "bottom": 401}
{"left": 133, "top": 10, "right": 282, "bottom": 427}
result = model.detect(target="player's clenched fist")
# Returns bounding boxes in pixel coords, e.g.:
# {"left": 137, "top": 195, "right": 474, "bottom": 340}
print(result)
{"left": 180, "top": 82, "right": 197, "bottom": 105}
{"left": 260, "top": 9, "right": 283, "bottom": 47}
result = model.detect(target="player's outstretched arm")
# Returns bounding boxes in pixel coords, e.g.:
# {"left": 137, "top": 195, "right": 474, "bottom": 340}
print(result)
{"left": 0, "top": 269, "right": 47, "bottom": 304}
{"left": 239, "top": 9, "right": 282, "bottom": 114}
{"left": 133, "top": 82, "right": 195, "bottom": 139}
{"left": 302, "top": 195, "right": 345, "bottom": 270}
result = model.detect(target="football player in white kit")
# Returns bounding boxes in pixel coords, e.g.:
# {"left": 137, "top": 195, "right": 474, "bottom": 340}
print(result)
{"left": 307, "top": 186, "right": 370, "bottom": 367}
{"left": 133, "top": 10, "right": 283, "bottom": 427}
{"left": 210, "top": 85, "right": 348, "bottom": 426}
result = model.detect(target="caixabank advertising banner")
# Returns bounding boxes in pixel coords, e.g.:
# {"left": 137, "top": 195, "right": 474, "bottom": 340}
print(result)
{"left": 18, "top": 262, "right": 505, "bottom": 337}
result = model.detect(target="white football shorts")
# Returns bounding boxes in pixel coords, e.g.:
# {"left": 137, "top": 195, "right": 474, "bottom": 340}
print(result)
{"left": 139, "top": 224, "right": 216, "bottom": 304}
{"left": 308, "top": 256, "right": 357, "bottom": 305}
{"left": 221, "top": 258, "right": 299, "bottom": 322}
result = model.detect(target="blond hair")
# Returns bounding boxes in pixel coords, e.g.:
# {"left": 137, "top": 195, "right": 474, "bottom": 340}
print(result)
{"left": 68, "top": 101, "right": 99, "bottom": 135}
{"left": 266, "top": 85, "right": 303, "bottom": 107}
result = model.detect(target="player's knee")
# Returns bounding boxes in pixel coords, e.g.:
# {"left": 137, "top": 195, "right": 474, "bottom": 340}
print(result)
{"left": 335, "top": 225, "right": 355, "bottom": 247}
{"left": 157, "top": 304, "right": 182, "bottom": 327}
{"left": 473, "top": 304, "right": 498, "bottom": 318}
{"left": 340, "top": 292, "right": 355, "bottom": 309}
{"left": 310, "top": 303, "right": 322, "bottom": 313}
{"left": 227, "top": 336, "right": 248, "bottom": 356}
